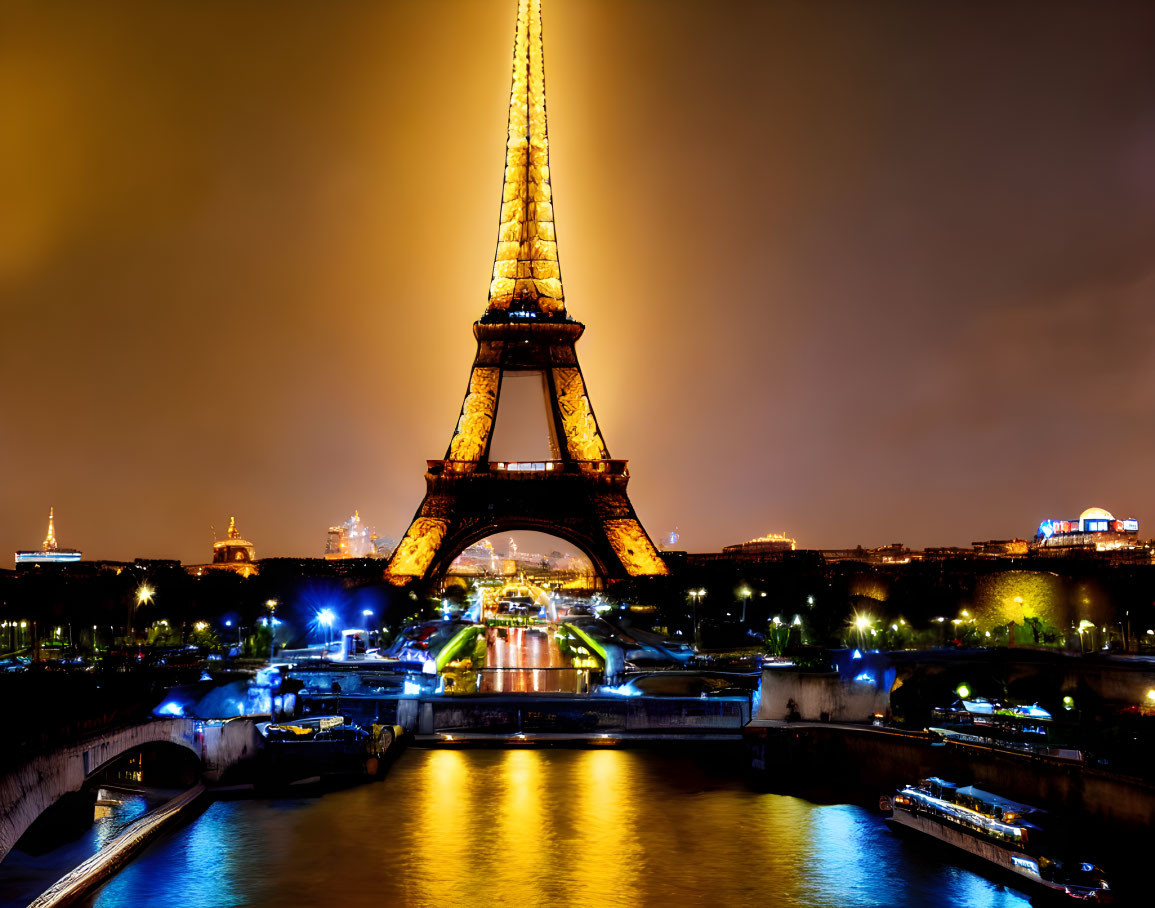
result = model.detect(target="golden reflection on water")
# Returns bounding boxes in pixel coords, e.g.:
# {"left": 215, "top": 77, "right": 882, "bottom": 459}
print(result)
{"left": 573, "top": 750, "right": 642, "bottom": 899}
{"left": 384, "top": 748, "right": 819, "bottom": 907}
{"left": 87, "top": 749, "right": 1034, "bottom": 908}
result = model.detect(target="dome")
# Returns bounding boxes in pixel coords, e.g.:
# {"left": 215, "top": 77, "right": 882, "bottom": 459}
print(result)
{"left": 1079, "top": 506, "right": 1114, "bottom": 522}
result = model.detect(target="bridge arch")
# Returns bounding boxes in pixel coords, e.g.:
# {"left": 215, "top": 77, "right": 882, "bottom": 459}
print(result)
{"left": 0, "top": 717, "right": 258, "bottom": 862}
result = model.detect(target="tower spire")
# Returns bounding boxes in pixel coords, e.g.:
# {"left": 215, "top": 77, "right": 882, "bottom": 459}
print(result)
{"left": 487, "top": 0, "right": 564, "bottom": 316}
{"left": 43, "top": 507, "right": 57, "bottom": 551}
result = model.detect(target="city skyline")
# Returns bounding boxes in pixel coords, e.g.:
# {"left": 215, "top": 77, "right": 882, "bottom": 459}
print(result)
{"left": 3, "top": 0, "right": 1154, "bottom": 563}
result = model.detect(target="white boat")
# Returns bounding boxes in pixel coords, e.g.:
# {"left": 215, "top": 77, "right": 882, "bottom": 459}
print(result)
{"left": 886, "top": 777, "right": 1112, "bottom": 902}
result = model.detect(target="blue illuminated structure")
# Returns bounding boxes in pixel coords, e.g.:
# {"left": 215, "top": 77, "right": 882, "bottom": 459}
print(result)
{"left": 15, "top": 507, "right": 81, "bottom": 566}
{"left": 15, "top": 550, "right": 81, "bottom": 564}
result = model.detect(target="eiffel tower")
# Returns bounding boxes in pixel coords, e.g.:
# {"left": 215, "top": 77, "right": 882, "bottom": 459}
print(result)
{"left": 385, "top": 0, "right": 667, "bottom": 585}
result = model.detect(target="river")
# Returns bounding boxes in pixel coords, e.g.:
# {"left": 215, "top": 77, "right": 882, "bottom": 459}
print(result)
{"left": 1, "top": 789, "right": 158, "bottom": 908}
{"left": 68, "top": 747, "right": 1037, "bottom": 907}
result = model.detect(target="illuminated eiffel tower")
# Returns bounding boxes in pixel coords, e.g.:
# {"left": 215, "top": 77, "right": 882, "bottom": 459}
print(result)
{"left": 385, "top": 0, "right": 667, "bottom": 585}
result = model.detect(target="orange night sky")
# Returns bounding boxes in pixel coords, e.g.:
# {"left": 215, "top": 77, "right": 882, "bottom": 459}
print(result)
{"left": 2, "top": 0, "right": 1154, "bottom": 562}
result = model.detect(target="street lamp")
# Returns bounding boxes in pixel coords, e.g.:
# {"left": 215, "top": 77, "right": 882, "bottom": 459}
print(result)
{"left": 266, "top": 600, "right": 279, "bottom": 660}
{"left": 688, "top": 588, "right": 706, "bottom": 649}
{"left": 130, "top": 585, "right": 154, "bottom": 638}
{"left": 318, "top": 608, "right": 335, "bottom": 649}
{"left": 1077, "top": 619, "right": 1095, "bottom": 653}
{"left": 737, "top": 587, "right": 752, "bottom": 624}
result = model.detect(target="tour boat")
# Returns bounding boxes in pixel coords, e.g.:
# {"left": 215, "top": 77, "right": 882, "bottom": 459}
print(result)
{"left": 884, "top": 777, "right": 1112, "bottom": 902}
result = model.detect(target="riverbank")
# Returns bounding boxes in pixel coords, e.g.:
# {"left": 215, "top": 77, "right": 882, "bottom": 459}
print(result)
{"left": 26, "top": 784, "right": 205, "bottom": 908}
{"left": 744, "top": 720, "right": 1155, "bottom": 832}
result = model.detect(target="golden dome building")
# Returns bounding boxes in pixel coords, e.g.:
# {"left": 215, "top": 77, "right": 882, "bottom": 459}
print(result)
{"left": 188, "top": 517, "right": 259, "bottom": 577}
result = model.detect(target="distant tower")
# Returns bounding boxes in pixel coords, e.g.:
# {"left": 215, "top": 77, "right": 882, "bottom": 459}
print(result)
{"left": 43, "top": 507, "right": 58, "bottom": 551}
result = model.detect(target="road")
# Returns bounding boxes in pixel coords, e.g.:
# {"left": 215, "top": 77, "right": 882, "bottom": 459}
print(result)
{"left": 479, "top": 626, "right": 585, "bottom": 694}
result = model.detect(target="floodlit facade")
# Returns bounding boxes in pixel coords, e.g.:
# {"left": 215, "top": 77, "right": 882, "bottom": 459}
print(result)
{"left": 1035, "top": 506, "right": 1140, "bottom": 552}
{"left": 723, "top": 532, "right": 797, "bottom": 556}
{"left": 325, "top": 510, "right": 389, "bottom": 559}
{"left": 187, "top": 516, "right": 259, "bottom": 577}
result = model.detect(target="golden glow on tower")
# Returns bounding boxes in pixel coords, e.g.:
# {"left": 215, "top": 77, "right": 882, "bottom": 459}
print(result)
{"left": 447, "top": 367, "right": 500, "bottom": 463}
{"left": 388, "top": 517, "right": 450, "bottom": 580}
{"left": 384, "top": 0, "right": 668, "bottom": 584}
{"left": 487, "top": 0, "right": 564, "bottom": 314}
{"left": 43, "top": 507, "right": 57, "bottom": 551}
{"left": 603, "top": 519, "right": 669, "bottom": 576}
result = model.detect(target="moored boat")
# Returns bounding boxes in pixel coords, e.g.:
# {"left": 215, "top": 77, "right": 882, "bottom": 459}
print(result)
{"left": 256, "top": 715, "right": 397, "bottom": 783}
{"left": 885, "top": 777, "right": 1112, "bottom": 902}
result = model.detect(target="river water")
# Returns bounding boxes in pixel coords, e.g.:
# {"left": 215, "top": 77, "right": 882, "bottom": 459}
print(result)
{"left": 1, "top": 790, "right": 157, "bottom": 908}
{"left": 69, "top": 747, "right": 1039, "bottom": 908}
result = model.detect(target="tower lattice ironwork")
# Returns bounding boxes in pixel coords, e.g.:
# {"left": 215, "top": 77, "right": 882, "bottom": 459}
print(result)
{"left": 385, "top": 0, "right": 667, "bottom": 585}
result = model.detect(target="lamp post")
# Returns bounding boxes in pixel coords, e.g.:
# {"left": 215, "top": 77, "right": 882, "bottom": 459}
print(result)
{"left": 362, "top": 609, "right": 374, "bottom": 647}
{"left": 266, "top": 599, "right": 278, "bottom": 660}
{"left": 225, "top": 620, "right": 243, "bottom": 650}
{"left": 738, "top": 587, "right": 752, "bottom": 625}
{"left": 688, "top": 588, "right": 706, "bottom": 650}
{"left": 132, "top": 585, "right": 154, "bottom": 640}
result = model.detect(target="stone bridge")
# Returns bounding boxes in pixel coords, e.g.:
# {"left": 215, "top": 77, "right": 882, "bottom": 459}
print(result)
{"left": 0, "top": 717, "right": 261, "bottom": 862}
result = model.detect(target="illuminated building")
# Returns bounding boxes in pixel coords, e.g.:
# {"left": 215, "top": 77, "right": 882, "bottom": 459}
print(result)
{"left": 970, "top": 539, "right": 1030, "bottom": 557}
{"left": 325, "top": 510, "right": 388, "bottom": 559}
{"left": 15, "top": 507, "right": 82, "bottom": 566}
{"left": 447, "top": 539, "right": 497, "bottom": 575}
{"left": 214, "top": 516, "right": 256, "bottom": 565}
{"left": 187, "top": 516, "right": 258, "bottom": 577}
{"left": 1035, "top": 506, "right": 1140, "bottom": 554}
{"left": 723, "top": 532, "right": 797, "bottom": 556}
{"left": 384, "top": 0, "right": 667, "bottom": 585}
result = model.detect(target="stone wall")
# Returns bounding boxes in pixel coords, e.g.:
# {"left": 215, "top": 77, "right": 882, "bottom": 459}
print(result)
{"left": 757, "top": 670, "right": 891, "bottom": 723}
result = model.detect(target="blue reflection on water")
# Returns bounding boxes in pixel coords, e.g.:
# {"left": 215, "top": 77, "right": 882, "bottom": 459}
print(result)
{"left": 90, "top": 802, "right": 245, "bottom": 908}
{"left": 89, "top": 799, "right": 327, "bottom": 908}
{"left": 806, "top": 804, "right": 1031, "bottom": 908}
{"left": 0, "top": 793, "right": 153, "bottom": 908}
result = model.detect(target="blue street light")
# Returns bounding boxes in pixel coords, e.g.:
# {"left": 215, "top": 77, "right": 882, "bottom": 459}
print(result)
{"left": 318, "top": 608, "right": 335, "bottom": 647}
